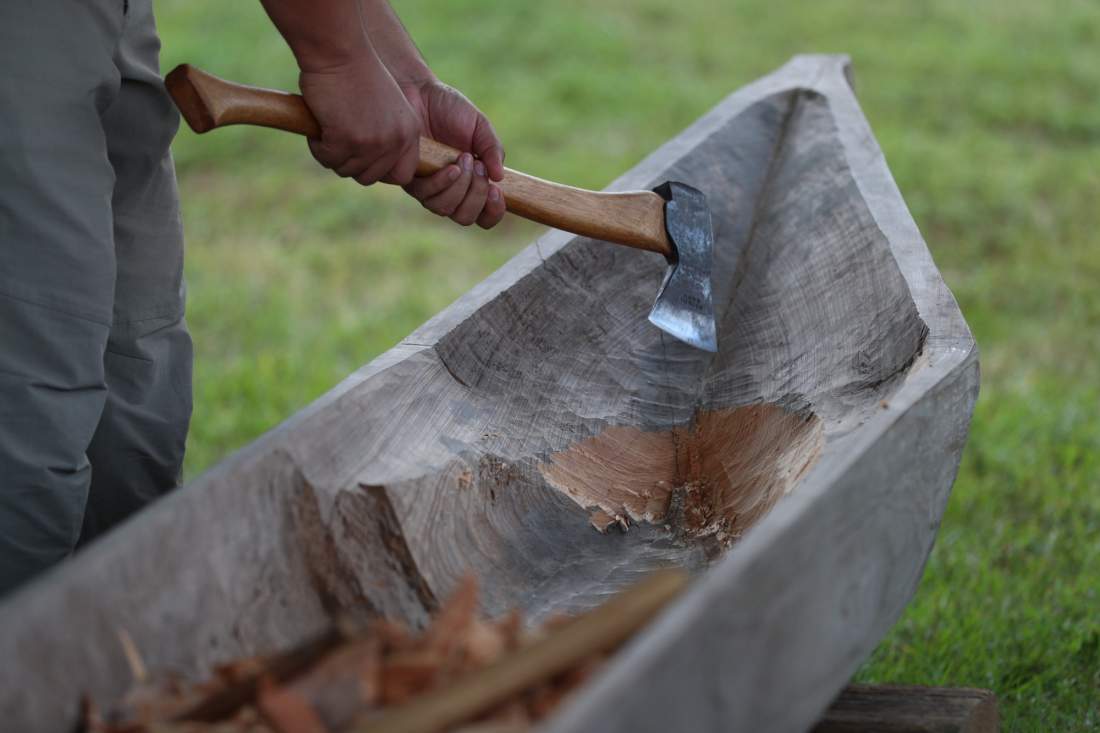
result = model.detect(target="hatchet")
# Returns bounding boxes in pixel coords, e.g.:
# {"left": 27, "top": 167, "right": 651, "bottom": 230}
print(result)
{"left": 165, "top": 65, "right": 717, "bottom": 352}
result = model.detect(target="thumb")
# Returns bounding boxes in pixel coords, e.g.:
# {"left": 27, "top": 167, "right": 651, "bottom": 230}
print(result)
{"left": 307, "top": 136, "right": 349, "bottom": 171}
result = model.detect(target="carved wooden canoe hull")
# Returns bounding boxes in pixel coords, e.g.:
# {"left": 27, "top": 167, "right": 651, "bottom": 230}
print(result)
{"left": 0, "top": 55, "right": 978, "bottom": 733}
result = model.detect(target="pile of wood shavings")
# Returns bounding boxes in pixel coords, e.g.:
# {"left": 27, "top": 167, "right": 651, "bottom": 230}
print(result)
{"left": 80, "top": 577, "right": 605, "bottom": 733}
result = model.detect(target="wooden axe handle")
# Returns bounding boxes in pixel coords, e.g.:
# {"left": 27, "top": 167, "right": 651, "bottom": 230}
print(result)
{"left": 165, "top": 64, "right": 672, "bottom": 257}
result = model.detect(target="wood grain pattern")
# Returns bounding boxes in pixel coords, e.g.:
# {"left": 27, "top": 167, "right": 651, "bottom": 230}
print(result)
{"left": 0, "top": 56, "right": 978, "bottom": 733}
{"left": 812, "top": 685, "right": 1000, "bottom": 733}
{"left": 165, "top": 64, "right": 672, "bottom": 256}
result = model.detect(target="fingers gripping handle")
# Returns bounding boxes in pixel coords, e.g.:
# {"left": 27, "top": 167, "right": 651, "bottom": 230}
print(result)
{"left": 165, "top": 65, "right": 466, "bottom": 175}
{"left": 165, "top": 64, "right": 673, "bottom": 257}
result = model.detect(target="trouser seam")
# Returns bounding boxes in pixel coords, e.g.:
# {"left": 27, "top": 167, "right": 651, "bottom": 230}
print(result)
{"left": 104, "top": 348, "right": 153, "bottom": 364}
{"left": 112, "top": 308, "right": 185, "bottom": 326}
{"left": 0, "top": 287, "right": 112, "bottom": 327}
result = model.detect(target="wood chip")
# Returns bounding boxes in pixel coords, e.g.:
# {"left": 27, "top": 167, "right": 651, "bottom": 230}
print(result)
{"left": 256, "top": 678, "right": 330, "bottom": 733}
{"left": 84, "top": 571, "right": 687, "bottom": 733}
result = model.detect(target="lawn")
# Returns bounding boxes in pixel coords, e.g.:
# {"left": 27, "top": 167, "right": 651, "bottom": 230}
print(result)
{"left": 158, "top": 1, "right": 1100, "bottom": 729}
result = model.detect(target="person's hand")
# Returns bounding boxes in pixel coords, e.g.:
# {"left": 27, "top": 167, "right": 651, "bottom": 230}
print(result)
{"left": 399, "top": 80, "right": 507, "bottom": 229}
{"left": 299, "top": 53, "right": 422, "bottom": 187}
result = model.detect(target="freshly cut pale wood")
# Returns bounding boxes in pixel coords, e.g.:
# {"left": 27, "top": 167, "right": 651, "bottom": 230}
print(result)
{"left": 812, "top": 685, "right": 1000, "bottom": 733}
{"left": 0, "top": 55, "right": 978, "bottom": 733}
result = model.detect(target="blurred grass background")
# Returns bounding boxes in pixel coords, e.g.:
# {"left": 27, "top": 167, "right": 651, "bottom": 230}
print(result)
{"left": 158, "top": 1, "right": 1099, "bottom": 729}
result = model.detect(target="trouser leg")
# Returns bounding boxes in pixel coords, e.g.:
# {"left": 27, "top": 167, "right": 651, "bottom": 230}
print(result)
{"left": 80, "top": 0, "right": 193, "bottom": 544}
{"left": 0, "top": 1, "right": 126, "bottom": 594}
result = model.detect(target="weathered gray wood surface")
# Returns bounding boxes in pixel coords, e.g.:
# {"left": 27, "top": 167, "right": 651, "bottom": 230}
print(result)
{"left": 812, "top": 685, "right": 1000, "bottom": 733}
{"left": 0, "top": 55, "right": 978, "bottom": 733}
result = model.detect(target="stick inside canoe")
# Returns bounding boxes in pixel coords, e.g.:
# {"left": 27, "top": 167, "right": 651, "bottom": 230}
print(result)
{"left": 355, "top": 568, "right": 690, "bottom": 733}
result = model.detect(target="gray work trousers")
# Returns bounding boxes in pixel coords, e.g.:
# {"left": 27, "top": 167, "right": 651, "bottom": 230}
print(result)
{"left": 0, "top": 0, "right": 192, "bottom": 596}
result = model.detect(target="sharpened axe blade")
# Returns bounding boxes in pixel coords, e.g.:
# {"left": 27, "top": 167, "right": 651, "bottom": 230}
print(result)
{"left": 648, "top": 182, "right": 717, "bottom": 352}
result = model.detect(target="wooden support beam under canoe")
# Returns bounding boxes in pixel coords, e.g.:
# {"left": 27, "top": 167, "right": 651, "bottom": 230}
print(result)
{"left": 812, "top": 684, "right": 1000, "bottom": 733}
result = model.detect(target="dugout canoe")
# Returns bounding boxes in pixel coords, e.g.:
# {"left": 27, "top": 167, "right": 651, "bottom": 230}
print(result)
{"left": 0, "top": 55, "right": 979, "bottom": 733}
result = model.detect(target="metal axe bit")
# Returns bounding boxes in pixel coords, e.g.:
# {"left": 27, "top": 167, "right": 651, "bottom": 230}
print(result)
{"left": 164, "top": 65, "right": 718, "bottom": 352}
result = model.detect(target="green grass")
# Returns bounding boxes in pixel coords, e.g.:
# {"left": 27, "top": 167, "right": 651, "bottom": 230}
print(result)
{"left": 158, "top": 1, "right": 1100, "bottom": 728}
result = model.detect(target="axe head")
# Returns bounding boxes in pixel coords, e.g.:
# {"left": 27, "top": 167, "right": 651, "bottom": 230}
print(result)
{"left": 648, "top": 182, "right": 718, "bottom": 352}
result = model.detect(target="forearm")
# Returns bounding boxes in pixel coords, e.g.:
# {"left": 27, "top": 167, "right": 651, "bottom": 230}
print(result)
{"left": 259, "top": 0, "right": 380, "bottom": 73}
{"left": 359, "top": 0, "right": 434, "bottom": 85}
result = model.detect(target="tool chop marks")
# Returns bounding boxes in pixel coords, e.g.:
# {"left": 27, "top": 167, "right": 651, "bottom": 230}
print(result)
{"left": 540, "top": 402, "right": 823, "bottom": 549}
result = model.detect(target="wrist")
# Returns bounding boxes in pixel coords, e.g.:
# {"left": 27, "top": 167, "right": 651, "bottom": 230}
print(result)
{"left": 293, "top": 42, "right": 378, "bottom": 75}
{"left": 358, "top": 0, "right": 436, "bottom": 86}
{"left": 390, "top": 68, "right": 436, "bottom": 90}
{"left": 260, "top": 0, "right": 377, "bottom": 75}
{"left": 384, "top": 56, "right": 435, "bottom": 87}
{"left": 397, "top": 74, "right": 444, "bottom": 102}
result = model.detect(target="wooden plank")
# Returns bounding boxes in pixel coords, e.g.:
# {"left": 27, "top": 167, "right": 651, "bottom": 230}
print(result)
{"left": 812, "top": 684, "right": 999, "bottom": 733}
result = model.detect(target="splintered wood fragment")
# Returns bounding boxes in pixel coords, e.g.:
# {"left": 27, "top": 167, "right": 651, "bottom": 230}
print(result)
{"left": 588, "top": 509, "right": 615, "bottom": 533}
{"left": 462, "top": 618, "right": 508, "bottom": 666}
{"left": 450, "top": 724, "right": 528, "bottom": 733}
{"left": 357, "top": 638, "right": 383, "bottom": 706}
{"left": 285, "top": 637, "right": 385, "bottom": 730}
{"left": 173, "top": 626, "right": 348, "bottom": 723}
{"left": 811, "top": 684, "right": 999, "bottom": 733}
{"left": 257, "top": 678, "right": 331, "bottom": 733}
{"left": 529, "top": 656, "right": 605, "bottom": 720}
{"left": 370, "top": 619, "right": 412, "bottom": 653}
{"left": 481, "top": 697, "right": 530, "bottom": 728}
{"left": 79, "top": 695, "right": 104, "bottom": 732}
{"left": 381, "top": 650, "right": 445, "bottom": 704}
{"left": 492, "top": 610, "right": 523, "bottom": 652}
{"left": 421, "top": 574, "right": 480, "bottom": 653}
{"left": 108, "top": 702, "right": 271, "bottom": 732}
{"left": 354, "top": 569, "right": 689, "bottom": 733}
{"left": 117, "top": 629, "right": 149, "bottom": 684}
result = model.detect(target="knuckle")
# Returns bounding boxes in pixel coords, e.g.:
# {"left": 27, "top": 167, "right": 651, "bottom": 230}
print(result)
{"left": 437, "top": 167, "right": 457, "bottom": 184}
{"left": 349, "top": 133, "right": 380, "bottom": 152}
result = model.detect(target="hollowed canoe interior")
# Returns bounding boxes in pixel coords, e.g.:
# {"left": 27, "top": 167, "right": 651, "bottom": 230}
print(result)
{"left": 292, "top": 88, "right": 926, "bottom": 625}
